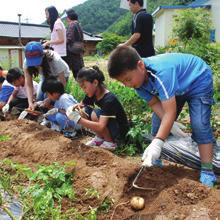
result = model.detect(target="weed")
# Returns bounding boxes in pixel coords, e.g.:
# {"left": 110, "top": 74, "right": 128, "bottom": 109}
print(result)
{"left": 85, "top": 188, "right": 100, "bottom": 199}
{"left": 98, "top": 197, "right": 113, "bottom": 213}
{"left": 0, "top": 134, "right": 11, "bottom": 142}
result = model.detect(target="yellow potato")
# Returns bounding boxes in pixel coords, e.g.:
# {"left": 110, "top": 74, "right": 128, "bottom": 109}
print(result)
{"left": 130, "top": 196, "right": 145, "bottom": 210}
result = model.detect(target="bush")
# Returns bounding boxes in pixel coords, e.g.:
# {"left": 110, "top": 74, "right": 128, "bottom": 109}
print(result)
{"left": 96, "top": 32, "right": 126, "bottom": 55}
{"left": 172, "top": 8, "right": 212, "bottom": 45}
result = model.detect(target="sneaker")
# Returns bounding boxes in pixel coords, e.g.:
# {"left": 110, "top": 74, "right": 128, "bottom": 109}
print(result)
{"left": 99, "top": 141, "right": 117, "bottom": 151}
{"left": 40, "top": 119, "right": 51, "bottom": 127}
{"left": 152, "top": 159, "right": 163, "bottom": 168}
{"left": 50, "top": 122, "right": 61, "bottom": 132}
{"left": 200, "top": 170, "right": 217, "bottom": 187}
{"left": 86, "top": 136, "right": 104, "bottom": 146}
{"left": 63, "top": 130, "right": 77, "bottom": 138}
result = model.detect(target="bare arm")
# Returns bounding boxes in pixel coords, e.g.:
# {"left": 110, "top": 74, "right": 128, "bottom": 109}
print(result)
{"left": 44, "top": 29, "right": 64, "bottom": 46}
{"left": 149, "top": 96, "right": 176, "bottom": 140}
{"left": 120, "top": 33, "right": 141, "bottom": 47}
{"left": 6, "top": 89, "right": 18, "bottom": 105}
{"left": 78, "top": 116, "right": 109, "bottom": 133}
{"left": 24, "top": 68, "right": 34, "bottom": 110}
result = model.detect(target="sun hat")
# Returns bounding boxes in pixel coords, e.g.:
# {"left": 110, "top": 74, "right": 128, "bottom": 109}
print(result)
{"left": 25, "top": 41, "right": 44, "bottom": 67}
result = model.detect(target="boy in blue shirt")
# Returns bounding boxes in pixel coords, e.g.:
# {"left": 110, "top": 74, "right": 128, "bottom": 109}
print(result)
{"left": 0, "top": 76, "right": 14, "bottom": 111}
{"left": 41, "top": 78, "right": 80, "bottom": 137}
{"left": 0, "top": 66, "right": 14, "bottom": 110}
{"left": 107, "top": 46, "right": 216, "bottom": 187}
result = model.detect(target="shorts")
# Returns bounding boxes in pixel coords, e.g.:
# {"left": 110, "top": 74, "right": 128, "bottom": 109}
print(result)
{"left": 151, "top": 91, "right": 214, "bottom": 144}
{"left": 85, "top": 106, "right": 120, "bottom": 141}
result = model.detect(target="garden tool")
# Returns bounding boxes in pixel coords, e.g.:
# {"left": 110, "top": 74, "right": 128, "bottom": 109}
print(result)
{"left": 129, "top": 166, "right": 156, "bottom": 191}
{"left": 18, "top": 109, "right": 43, "bottom": 120}
{"left": 18, "top": 110, "right": 29, "bottom": 120}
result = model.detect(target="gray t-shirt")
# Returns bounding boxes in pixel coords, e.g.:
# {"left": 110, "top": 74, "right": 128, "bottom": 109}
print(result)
{"left": 23, "top": 50, "right": 70, "bottom": 78}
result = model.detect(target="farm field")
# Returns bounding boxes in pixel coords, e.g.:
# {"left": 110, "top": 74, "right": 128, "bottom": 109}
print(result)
{"left": 1, "top": 120, "right": 220, "bottom": 219}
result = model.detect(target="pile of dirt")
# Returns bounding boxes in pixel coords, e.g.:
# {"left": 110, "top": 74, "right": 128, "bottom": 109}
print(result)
{"left": 0, "top": 120, "right": 220, "bottom": 219}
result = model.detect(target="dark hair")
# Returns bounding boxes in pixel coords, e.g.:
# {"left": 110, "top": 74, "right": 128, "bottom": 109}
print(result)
{"left": 108, "top": 46, "right": 141, "bottom": 78}
{"left": 46, "top": 6, "right": 59, "bottom": 31}
{"left": 128, "top": 0, "right": 143, "bottom": 7}
{"left": 77, "top": 66, "right": 105, "bottom": 85}
{"left": 41, "top": 77, "right": 64, "bottom": 94}
{"left": 0, "top": 66, "right": 3, "bottom": 71}
{"left": 0, "top": 76, "right": 5, "bottom": 83}
{"left": 66, "top": 9, "right": 78, "bottom": 20}
{"left": 27, "top": 50, "right": 53, "bottom": 78}
{"left": 6, "top": 67, "right": 24, "bottom": 83}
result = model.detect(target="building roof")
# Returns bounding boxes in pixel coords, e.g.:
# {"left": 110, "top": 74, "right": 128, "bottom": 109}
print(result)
{"left": 0, "top": 21, "right": 102, "bottom": 42}
{"left": 152, "top": 0, "right": 211, "bottom": 17}
{"left": 188, "top": 0, "right": 210, "bottom": 6}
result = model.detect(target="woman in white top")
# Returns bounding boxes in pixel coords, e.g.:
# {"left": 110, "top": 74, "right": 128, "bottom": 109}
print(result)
{"left": 43, "top": 6, "right": 66, "bottom": 59}
{"left": 24, "top": 41, "right": 70, "bottom": 110}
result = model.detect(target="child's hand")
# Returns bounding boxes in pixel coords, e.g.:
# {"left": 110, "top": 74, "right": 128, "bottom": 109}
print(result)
{"left": 42, "top": 98, "right": 53, "bottom": 109}
{"left": 142, "top": 138, "right": 164, "bottom": 167}
{"left": 28, "top": 103, "right": 35, "bottom": 111}
{"left": 66, "top": 106, "right": 81, "bottom": 124}
{"left": 2, "top": 103, "right": 9, "bottom": 114}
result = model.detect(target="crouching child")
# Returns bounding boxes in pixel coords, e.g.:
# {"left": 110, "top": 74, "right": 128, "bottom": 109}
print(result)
{"left": 107, "top": 46, "right": 216, "bottom": 187}
{"left": 41, "top": 77, "right": 80, "bottom": 137}
{"left": 66, "top": 66, "right": 129, "bottom": 151}
{"left": 3, "top": 67, "right": 38, "bottom": 114}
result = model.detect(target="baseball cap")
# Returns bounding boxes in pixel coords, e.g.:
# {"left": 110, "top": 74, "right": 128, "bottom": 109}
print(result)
{"left": 25, "top": 41, "right": 44, "bottom": 67}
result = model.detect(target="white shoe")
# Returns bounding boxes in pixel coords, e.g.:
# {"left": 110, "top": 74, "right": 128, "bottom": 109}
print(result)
{"left": 50, "top": 123, "right": 61, "bottom": 132}
{"left": 99, "top": 141, "right": 117, "bottom": 151}
{"left": 40, "top": 119, "right": 51, "bottom": 127}
{"left": 86, "top": 136, "right": 104, "bottom": 146}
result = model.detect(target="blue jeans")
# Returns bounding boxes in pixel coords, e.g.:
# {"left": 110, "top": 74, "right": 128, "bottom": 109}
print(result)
{"left": 47, "top": 112, "right": 76, "bottom": 130}
{"left": 151, "top": 91, "right": 214, "bottom": 144}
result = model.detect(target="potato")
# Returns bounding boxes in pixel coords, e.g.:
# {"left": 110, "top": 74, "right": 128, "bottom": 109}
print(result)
{"left": 130, "top": 196, "right": 145, "bottom": 210}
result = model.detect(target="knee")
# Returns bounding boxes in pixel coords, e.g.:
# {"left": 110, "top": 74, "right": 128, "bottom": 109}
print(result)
{"left": 55, "top": 113, "right": 66, "bottom": 123}
{"left": 91, "top": 111, "right": 99, "bottom": 122}
{"left": 191, "top": 120, "right": 213, "bottom": 144}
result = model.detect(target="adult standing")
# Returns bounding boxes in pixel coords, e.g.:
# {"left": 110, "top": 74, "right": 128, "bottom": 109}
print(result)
{"left": 65, "top": 9, "right": 84, "bottom": 79}
{"left": 120, "top": 0, "right": 155, "bottom": 57}
{"left": 24, "top": 41, "right": 70, "bottom": 110}
{"left": 43, "top": 6, "right": 67, "bottom": 59}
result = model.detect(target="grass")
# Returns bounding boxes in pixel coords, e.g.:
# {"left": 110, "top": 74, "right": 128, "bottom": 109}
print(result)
{"left": 0, "top": 134, "right": 11, "bottom": 142}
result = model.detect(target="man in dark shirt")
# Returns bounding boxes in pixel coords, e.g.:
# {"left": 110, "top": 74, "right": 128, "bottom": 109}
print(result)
{"left": 119, "top": 0, "right": 155, "bottom": 57}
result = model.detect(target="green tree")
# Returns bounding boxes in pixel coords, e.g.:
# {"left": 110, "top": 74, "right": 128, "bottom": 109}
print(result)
{"left": 73, "top": 0, "right": 126, "bottom": 33}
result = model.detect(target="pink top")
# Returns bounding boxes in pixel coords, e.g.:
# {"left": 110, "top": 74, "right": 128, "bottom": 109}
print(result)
{"left": 51, "top": 18, "right": 66, "bottom": 57}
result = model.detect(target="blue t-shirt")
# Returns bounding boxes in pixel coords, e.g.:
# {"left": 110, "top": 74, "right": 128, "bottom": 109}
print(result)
{"left": 0, "top": 80, "right": 14, "bottom": 103}
{"left": 54, "top": 93, "right": 78, "bottom": 111}
{"left": 135, "top": 53, "right": 212, "bottom": 102}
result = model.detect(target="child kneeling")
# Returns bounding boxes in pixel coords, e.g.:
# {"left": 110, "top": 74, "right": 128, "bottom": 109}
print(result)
{"left": 41, "top": 78, "right": 80, "bottom": 137}
{"left": 67, "top": 66, "right": 129, "bottom": 151}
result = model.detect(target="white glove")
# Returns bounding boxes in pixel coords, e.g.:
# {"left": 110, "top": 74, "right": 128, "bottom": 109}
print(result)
{"left": 66, "top": 106, "right": 81, "bottom": 124}
{"left": 171, "top": 121, "right": 188, "bottom": 137}
{"left": 2, "top": 104, "right": 10, "bottom": 113}
{"left": 142, "top": 138, "right": 164, "bottom": 167}
{"left": 44, "top": 108, "right": 58, "bottom": 117}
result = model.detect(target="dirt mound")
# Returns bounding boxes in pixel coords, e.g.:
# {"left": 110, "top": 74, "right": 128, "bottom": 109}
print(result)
{"left": 0, "top": 120, "right": 220, "bottom": 219}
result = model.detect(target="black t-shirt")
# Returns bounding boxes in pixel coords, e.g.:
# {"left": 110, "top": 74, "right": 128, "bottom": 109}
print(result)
{"left": 132, "top": 9, "right": 155, "bottom": 57}
{"left": 83, "top": 92, "right": 129, "bottom": 137}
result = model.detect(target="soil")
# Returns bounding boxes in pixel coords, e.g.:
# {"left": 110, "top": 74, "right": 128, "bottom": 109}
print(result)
{"left": 0, "top": 120, "right": 220, "bottom": 220}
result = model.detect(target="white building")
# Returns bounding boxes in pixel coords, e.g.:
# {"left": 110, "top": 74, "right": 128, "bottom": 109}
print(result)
{"left": 152, "top": 0, "right": 220, "bottom": 47}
